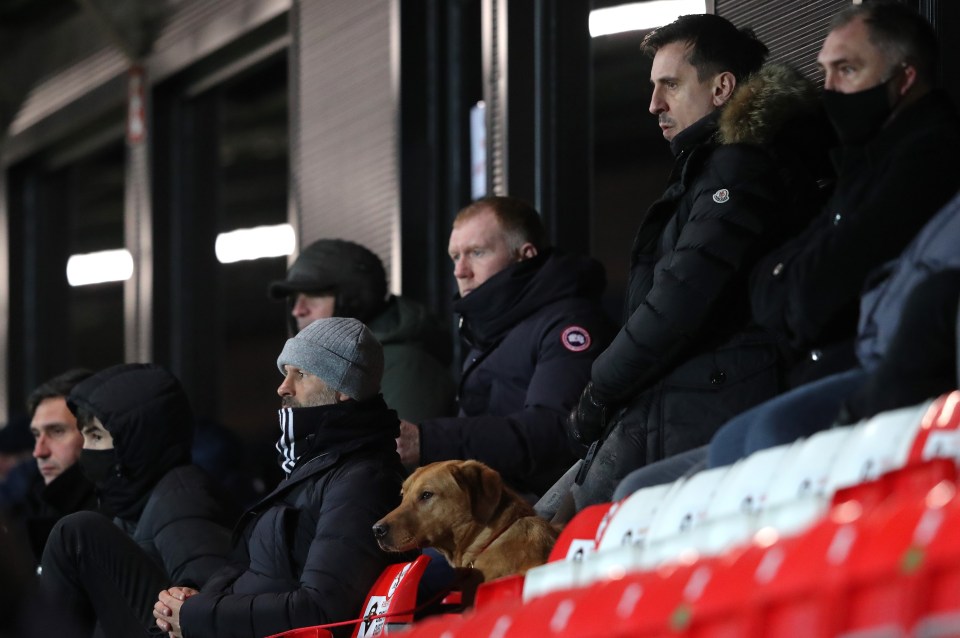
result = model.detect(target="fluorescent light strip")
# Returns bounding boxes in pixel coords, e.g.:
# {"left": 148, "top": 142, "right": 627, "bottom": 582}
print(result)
{"left": 589, "top": 0, "right": 707, "bottom": 38}
{"left": 66, "top": 249, "right": 134, "bottom": 287}
{"left": 215, "top": 223, "right": 296, "bottom": 264}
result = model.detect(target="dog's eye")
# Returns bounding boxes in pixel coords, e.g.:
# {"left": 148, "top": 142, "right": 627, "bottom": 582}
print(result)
{"left": 419, "top": 491, "right": 433, "bottom": 501}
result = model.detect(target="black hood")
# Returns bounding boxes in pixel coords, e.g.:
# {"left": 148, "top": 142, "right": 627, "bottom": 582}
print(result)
{"left": 454, "top": 249, "right": 607, "bottom": 349}
{"left": 68, "top": 363, "right": 194, "bottom": 517}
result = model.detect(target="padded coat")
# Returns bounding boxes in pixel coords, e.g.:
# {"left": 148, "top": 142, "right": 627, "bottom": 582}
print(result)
{"left": 179, "top": 401, "right": 407, "bottom": 638}
{"left": 419, "top": 250, "right": 616, "bottom": 497}
{"left": 586, "top": 65, "right": 824, "bottom": 483}
{"left": 750, "top": 90, "right": 960, "bottom": 385}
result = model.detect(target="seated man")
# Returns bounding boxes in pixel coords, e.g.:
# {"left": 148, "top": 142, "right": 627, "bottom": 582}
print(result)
{"left": 154, "top": 318, "right": 410, "bottom": 638}
{"left": 613, "top": 188, "right": 960, "bottom": 498}
{"left": 395, "top": 196, "right": 615, "bottom": 498}
{"left": 270, "top": 238, "right": 456, "bottom": 422}
{"left": 4, "top": 369, "right": 96, "bottom": 562}
{"left": 40, "top": 364, "right": 240, "bottom": 637}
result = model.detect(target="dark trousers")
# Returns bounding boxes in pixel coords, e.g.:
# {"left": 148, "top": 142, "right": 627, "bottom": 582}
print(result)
{"left": 40, "top": 511, "right": 169, "bottom": 638}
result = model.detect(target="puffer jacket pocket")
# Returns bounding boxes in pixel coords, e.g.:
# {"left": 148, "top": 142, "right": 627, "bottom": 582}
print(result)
{"left": 653, "top": 333, "right": 782, "bottom": 461}
{"left": 242, "top": 506, "right": 300, "bottom": 590}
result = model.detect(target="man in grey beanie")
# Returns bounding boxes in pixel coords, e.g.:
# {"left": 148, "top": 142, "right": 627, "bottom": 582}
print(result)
{"left": 155, "top": 317, "right": 410, "bottom": 638}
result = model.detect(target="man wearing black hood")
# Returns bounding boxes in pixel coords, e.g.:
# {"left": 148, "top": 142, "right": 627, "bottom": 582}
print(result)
{"left": 154, "top": 318, "right": 407, "bottom": 638}
{"left": 39, "top": 364, "right": 239, "bottom": 638}
{"left": 395, "top": 196, "right": 616, "bottom": 498}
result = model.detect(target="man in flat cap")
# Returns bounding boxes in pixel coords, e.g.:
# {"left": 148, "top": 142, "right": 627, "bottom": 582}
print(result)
{"left": 155, "top": 317, "right": 410, "bottom": 638}
{"left": 270, "top": 238, "right": 456, "bottom": 422}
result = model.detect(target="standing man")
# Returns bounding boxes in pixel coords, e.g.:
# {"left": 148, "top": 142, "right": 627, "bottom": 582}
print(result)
{"left": 547, "top": 14, "right": 826, "bottom": 515}
{"left": 269, "top": 238, "right": 456, "bottom": 422}
{"left": 396, "top": 196, "right": 615, "bottom": 498}
{"left": 155, "top": 318, "right": 410, "bottom": 638}
{"left": 610, "top": 1, "right": 960, "bottom": 499}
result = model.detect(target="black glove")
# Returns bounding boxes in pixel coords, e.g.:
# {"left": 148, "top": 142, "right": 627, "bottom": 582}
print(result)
{"left": 567, "top": 382, "right": 607, "bottom": 445}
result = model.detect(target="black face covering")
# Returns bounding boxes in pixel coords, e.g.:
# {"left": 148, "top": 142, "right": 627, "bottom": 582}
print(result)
{"left": 822, "top": 76, "right": 897, "bottom": 146}
{"left": 80, "top": 448, "right": 120, "bottom": 486}
{"left": 80, "top": 448, "right": 131, "bottom": 516}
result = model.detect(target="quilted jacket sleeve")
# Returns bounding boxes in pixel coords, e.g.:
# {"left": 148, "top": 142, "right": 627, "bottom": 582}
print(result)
{"left": 591, "top": 144, "right": 782, "bottom": 405}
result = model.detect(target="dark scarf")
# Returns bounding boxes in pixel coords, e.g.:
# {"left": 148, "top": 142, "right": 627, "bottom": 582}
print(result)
{"left": 453, "top": 249, "right": 605, "bottom": 350}
{"left": 275, "top": 395, "right": 399, "bottom": 475}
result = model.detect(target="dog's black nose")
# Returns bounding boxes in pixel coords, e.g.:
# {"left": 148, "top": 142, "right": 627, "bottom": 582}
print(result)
{"left": 372, "top": 523, "right": 389, "bottom": 539}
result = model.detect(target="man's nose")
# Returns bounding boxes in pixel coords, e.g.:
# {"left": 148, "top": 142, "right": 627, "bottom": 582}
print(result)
{"left": 649, "top": 87, "right": 665, "bottom": 115}
{"left": 33, "top": 435, "right": 49, "bottom": 459}
{"left": 453, "top": 259, "right": 470, "bottom": 279}
{"left": 822, "top": 71, "right": 837, "bottom": 92}
{"left": 277, "top": 377, "right": 293, "bottom": 397}
{"left": 291, "top": 295, "right": 307, "bottom": 317}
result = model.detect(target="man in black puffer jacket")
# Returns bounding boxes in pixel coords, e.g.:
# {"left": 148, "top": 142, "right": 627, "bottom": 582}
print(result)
{"left": 395, "top": 196, "right": 616, "bottom": 498}
{"left": 155, "top": 318, "right": 408, "bottom": 638}
{"left": 540, "top": 14, "right": 828, "bottom": 518}
{"left": 40, "top": 363, "right": 239, "bottom": 638}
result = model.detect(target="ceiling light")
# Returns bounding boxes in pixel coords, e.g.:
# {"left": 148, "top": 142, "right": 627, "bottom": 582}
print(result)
{"left": 66, "top": 249, "right": 134, "bottom": 287}
{"left": 589, "top": 0, "right": 707, "bottom": 38}
{"left": 215, "top": 223, "right": 295, "bottom": 264}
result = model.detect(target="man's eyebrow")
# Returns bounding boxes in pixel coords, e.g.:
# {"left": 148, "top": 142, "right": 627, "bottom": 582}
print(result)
{"left": 651, "top": 75, "right": 678, "bottom": 85}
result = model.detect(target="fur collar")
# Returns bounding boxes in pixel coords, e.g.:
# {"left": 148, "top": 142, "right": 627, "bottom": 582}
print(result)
{"left": 718, "top": 63, "right": 819, "bottom": 146}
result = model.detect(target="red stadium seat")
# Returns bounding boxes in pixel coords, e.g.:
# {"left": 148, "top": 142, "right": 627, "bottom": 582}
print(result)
{"left": 352, "top": 554, "right": 431, "bottom": 637}
{"left": 909, "top": 391, "right": 960, "bottom": 464}
{"left": 473, "top": 574, "right": 525, "bottom": 611}
{"left": 548, "top": 502, "right": 614, "bottom": 562}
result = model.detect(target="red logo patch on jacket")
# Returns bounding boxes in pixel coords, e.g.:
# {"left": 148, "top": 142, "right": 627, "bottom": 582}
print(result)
{"left": 561, "top": 326, "right": 592, "bottom": 352}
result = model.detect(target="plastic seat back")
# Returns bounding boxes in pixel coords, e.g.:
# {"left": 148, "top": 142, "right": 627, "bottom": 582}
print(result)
{"left": 596, "top": 483, "right": 671, "bottom": 551}
{"left": 353, "top": 555, "right": 431, "bottom": 637}
{"left": 909, "top": 392, "right": 960, "bottom": 464}
{"left": 825, "top": 402, "right": 930, "bottom": 495}
{"left": 759, "top": 427, "right": 854, "bottom": 535}
{"left": 642, "top": 467, "right": 730, "bottom": 564}
{"left": 547, "top": 502, "right": 613, "bottom": 562}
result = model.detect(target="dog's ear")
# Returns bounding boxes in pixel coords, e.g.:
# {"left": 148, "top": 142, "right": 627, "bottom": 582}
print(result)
{"left": 453, "top": 461, "right": 503, "bottom": 524}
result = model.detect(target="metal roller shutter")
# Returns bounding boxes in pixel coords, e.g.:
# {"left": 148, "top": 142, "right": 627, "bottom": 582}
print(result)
{"left": 715, "top": 0, "right": 852, "bottom": 83}
{"left": 289, "top": 0, "right": 400, "bottom": 292}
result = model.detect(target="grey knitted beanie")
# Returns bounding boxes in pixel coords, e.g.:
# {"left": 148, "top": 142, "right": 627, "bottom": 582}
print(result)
{"left": 277, "top": 317, "right": 384, "bottom": 400}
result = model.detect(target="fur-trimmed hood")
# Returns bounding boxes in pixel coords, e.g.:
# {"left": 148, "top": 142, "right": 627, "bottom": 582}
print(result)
{"left": 718, "top": 63, "right": 820, "bottom": 146}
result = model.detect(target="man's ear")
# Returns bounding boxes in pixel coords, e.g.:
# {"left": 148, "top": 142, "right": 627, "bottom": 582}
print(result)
{"left": 335, "top": 391, "right": 352, "bottom": 403}
{"left": 896, "top": 63, "right": 918, "bottom": 97}
{"left": 518, "top": 243, "right": 538, "bottom": 261}
{"left": 712, "top": 71, "right": 737, "bottom": 107}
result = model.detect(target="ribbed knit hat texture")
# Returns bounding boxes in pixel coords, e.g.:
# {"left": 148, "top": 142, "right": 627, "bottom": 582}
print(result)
{"left": 277, "top": 317, "right": 383, "bottom": 400}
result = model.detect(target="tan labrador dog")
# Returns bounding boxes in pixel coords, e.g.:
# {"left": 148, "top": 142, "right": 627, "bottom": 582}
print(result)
{"left": 373, "top": 460, "right": 558, "bottom": 582}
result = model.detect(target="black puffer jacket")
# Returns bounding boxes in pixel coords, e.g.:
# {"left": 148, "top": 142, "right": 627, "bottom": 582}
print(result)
{"left": 67, "top": 364, "right": 238, "bottom": 588}
{"left": 419, "top": 250, "right": 616, "bottom": 497}
{"left": 180, "top": 398, "right": 408, "bottom": 638}
{"left": 750, "top": 90, "right": 960, "bottom": 386}
{"left": 589, "top": 65, "right": 823, "bottom": 468}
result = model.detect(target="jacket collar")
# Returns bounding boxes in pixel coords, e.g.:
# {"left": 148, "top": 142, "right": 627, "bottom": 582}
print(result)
{"left": 669, "top": 110, "right": 719, "bottom": 158}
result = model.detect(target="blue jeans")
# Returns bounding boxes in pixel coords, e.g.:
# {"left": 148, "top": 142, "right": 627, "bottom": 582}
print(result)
{"left": 707, "top": 368, "right": 869, "bottom": 468}
{"left": 612, "top": 446, "right": 708, "bottom": 501}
